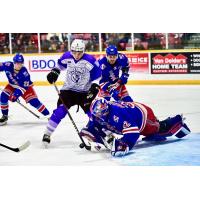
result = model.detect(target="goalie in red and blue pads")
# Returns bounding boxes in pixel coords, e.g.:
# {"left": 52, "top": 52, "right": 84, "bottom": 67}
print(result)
{"left": 80, "top": 98, "right": 191, "bottom": 157}
{"left": 0, "top": 53, "right": 49, "bottom": 125}
{"left": 98, "top": 45, "right": 133, "bottom": 102}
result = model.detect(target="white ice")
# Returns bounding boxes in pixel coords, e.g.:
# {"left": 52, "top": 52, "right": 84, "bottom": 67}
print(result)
{"left": 0, "top": 85, "right": 200, "bottom": 165}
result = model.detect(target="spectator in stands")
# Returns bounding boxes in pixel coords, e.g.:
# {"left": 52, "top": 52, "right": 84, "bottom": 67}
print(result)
{"left": 25, "top": 39, "right": 38, "bottom": 53}
{"left": 3, "top": 46, "right": 9, "bottom": 54}
{"left": 57, "top": 43, "right": 65, "bottom": 52}
{"left": 0, "top": 34, "right": 9, "bottom": 54}
{"left": 146, "top": 33, "right": 163, "bottom": 50}
{"left": 40, "top": 34, "right": 51, "bottom": 52}
{"left": 134, "top": 38, "right": 145, "bottom": 50}
{"left": 168, "top": 33, "right": 183, "bottom": 49}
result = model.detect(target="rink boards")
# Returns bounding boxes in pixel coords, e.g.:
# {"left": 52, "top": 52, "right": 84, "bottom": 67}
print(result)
{"left": 0, "top": 49, "right": 200, "bottom": 85}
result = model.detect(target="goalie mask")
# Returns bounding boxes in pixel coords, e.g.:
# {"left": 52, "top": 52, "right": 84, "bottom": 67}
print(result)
{"left": 90, "top": 98, "right": 109, "bottom": 124}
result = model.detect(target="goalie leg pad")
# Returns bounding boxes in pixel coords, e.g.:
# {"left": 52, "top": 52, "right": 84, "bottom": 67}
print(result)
{"left": 158, "top": 114, "right": 191, "bottom": 138}
{"left": 159, "top": 114, "right": 183, "bottom": 133}
{"left": 142, "top": 134, "right": 167, "bottom": 142}
{"left": 80, "top": 128, "right": 105, "bottom": 151}
{"left": 175, "top": 123, "right": 191, "bottom": 138}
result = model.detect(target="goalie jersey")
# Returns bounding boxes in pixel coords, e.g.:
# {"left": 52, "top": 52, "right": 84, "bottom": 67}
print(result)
{"left": 87, "top": 101, "right": 150, "bottom": 149}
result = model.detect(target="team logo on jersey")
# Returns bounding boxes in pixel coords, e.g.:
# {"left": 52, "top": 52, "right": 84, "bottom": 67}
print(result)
{"left": 5, "top": 62, "right": 11, "bottom": 66}
{"left": 109, "top": 71, "right": 116, "bottom": 81}
{"left": 61, "top": 59, "right": 68, "bottom": 64}
{"left": 123, "top": 121, "right": 131, "bottom": 129}
{"left": 101, "top": 64, "right": 106, "bottom": 70}
{"left": 113, "top": 115, "right": 119, "bottom": 123}
{"left": 23, "top": 71, "right": 29, "bottom": 77}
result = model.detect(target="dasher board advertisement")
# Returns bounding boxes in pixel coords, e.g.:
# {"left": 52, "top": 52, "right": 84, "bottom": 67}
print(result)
{"left": 151, "top": 52, "right": 200, "bottom": 74}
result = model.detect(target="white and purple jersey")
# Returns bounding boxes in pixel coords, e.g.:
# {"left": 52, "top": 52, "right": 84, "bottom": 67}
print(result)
{"left": 56, "top": 52, "right": 101, "bottom": 92}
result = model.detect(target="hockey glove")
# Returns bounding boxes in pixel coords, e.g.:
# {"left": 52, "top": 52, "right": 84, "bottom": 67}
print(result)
{"left": 108, "top": 80, "right": 121, "bottom": 91}
{"left": 110, "top": 88, "right": 120, "bottom": 101}
{"left": 47, "top": 68, "right": 60, "bottom": 84}
{"left": 87, "top": 83, "right": 100, "bottom": 101}
{"left": 111, "top": 139, "right": 129, "bottom": 157}
{"left": 9, "top": 89, "right": 23, "bottom": 102}
{"left": 119, "top": 73, "right": 129, "bottom": 84}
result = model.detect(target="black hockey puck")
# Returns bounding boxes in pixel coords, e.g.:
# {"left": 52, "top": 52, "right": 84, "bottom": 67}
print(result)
{"left": 79, "top": 143, "right": 85, "bottom": 148}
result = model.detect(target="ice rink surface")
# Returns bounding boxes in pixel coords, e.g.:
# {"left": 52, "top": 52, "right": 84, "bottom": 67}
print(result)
{"left": 0, "top": 85, "right": 200, "bottom": 166}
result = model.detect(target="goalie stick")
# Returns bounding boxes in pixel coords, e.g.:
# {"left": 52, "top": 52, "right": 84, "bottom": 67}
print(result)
{"left": 0, "top": 140, "right": 31, "bottom": 152}
{"left": 53, "top": 82, "right": 91, "bottom": 151}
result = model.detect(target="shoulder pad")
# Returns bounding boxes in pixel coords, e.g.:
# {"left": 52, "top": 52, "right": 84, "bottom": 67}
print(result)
{"left": 23, "top": 71, "right": 29, "bottom": 77}
{"left": 5, "top": 62, "right": 12, "bottom": 66}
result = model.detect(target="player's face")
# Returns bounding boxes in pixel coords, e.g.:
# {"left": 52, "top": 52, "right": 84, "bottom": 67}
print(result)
{"left": 14, "top": 63, "right": 23, "bottom": 71}
{"left": 71, "top": 50, "right": 84, "bottom": 60}
{"left": 107, "top": 55, "right": 117, "bottom": 65}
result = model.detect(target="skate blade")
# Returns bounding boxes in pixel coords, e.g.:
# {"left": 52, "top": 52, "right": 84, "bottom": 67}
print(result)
{"left": 0, "top": 121, "right": 7, "bottom": 126}
{"left": 42, "top": 141, "right": 50, "bottom": 149}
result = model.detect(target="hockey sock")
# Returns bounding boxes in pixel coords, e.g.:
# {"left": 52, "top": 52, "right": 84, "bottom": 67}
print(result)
{"left": 46, "top": 105, "right": 67, "bottom": 135}
{"left": 0, "top": 92, "right": 9, "bottom": 116}
{"left": 29, "top": 98, "right": 49, "bottom": 116}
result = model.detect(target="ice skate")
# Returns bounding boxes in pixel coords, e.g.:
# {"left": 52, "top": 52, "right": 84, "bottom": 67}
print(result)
{"left": 0, "top": 115, "right": 8, "bottom": 126}
{"left": 42, "top": 134, "right": 51, "bottom": 148}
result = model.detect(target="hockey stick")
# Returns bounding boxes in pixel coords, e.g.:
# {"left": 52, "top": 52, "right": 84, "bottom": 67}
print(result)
{"left": 0, "top": 87, "right": 41, "bottom": 119}
{"left": 0, "top": 140, "right": 31, "bottom": 152}
{"left": 53, "top": 82, "right": 91, "bottom": 150}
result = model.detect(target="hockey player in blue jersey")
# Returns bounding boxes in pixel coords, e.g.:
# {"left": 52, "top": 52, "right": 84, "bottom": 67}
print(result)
{"left": 42, "top": 39, "right": 101, "bottom": 146}
{"left": 98, "top": 45, "right": 133, "bottom": 102}
{"left": 0, "top": 53, "right": 50, "bottom": 125}
{"left": 80, "top": 98, "right": 191, "bottom": 157}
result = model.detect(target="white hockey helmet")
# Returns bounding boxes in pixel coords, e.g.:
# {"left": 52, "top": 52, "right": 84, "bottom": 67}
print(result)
{"left": 71, "top": 39, "right": 85, "bottom": 52}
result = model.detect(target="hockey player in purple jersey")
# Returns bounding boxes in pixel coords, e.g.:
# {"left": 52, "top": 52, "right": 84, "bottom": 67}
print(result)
{"left": 98, "top": 45, "right": 133, "bottom": 102}
{"left": 42, "top": 39, "right": 101, "bottom": 146}
{"left": 80, "top": 98, "right": 191, "bottom": 157}
{"left": 0, "top": 53, "right": 50, "bottom": 125}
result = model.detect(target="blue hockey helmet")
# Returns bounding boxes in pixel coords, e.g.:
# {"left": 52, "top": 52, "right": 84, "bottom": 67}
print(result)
{"left": 13, "top": 53, "right": 24, "bottom": 64}
{"left": 106, "top": 45, "right": 118, "bottom": 56}
{"left": 90, "top": 98, "right": 109, "bottom": 123}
